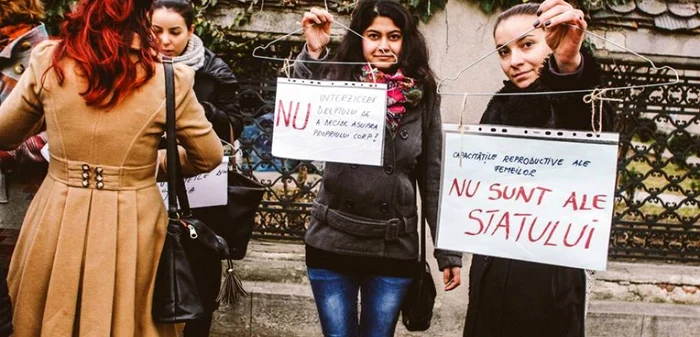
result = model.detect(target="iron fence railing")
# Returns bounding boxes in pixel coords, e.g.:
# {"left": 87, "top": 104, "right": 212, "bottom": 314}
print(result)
{"left": 600, "top": 59, "right": 699, "bottom": 262}
{"left": 233, "top": 52, "right": 699, "bottom": 263}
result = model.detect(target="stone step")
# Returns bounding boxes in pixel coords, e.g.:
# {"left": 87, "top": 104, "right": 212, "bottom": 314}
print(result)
{"left": 587, "top": 300, "right": 700, "bottom": 337}
{"left": 211, "top": 240, "right": 700, "bottom": 336}
{"left": 211, "top": 281, "right": 466, "bottom": 337}
{"left": 210, "top": 281, "right": 700, "bottom": 337}
{"left": 236, "top": 241, "right": 700, "bottom": 305}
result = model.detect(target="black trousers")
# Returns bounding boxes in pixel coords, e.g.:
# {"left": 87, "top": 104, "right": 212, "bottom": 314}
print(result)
{"left": 184, "top": 243, "right": 222, "bottom": 337}
{"left": 0, "top": 266, "right": 13, "bottom": 337}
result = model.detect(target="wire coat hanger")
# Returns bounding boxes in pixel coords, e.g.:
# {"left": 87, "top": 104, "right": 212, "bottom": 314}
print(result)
{"left": 252, "top": 9, "right": 398, "bottom": 66}
{"left": 252, "top": 20, "right": 398, "bottom": 65}
{"left": 436, "top": 24, "right": 680, "bottom": 97}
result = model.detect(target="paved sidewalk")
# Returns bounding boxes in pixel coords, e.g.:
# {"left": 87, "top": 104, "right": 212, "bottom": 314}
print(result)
{"left": 210, "top": 240, "right": 700, "bottom": 337}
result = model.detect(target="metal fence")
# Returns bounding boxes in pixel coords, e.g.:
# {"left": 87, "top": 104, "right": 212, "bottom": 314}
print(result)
{"left": 600, "top": 58, "right": 699, "bottom": 263}
{"left": 233, "top": 51, "right": 699, "bottom": 263}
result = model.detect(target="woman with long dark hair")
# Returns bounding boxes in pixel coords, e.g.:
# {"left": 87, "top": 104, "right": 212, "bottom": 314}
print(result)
{"left": 150, "top": 1, "right": 243, "bottom": 335}
{"left": 464, "top": 1, "right": 613, "bottom": 336}
{"left": 294, "top": 1, "right": 462, "bottom": 335}
{"left": 0, "top": 0, "right": 223, "bottom": 335}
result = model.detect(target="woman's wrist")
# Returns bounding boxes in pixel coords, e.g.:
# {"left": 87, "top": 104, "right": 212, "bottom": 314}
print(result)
{"left": 306, "top": 43, "right": 323, "bottom": 59}
{"left": 553, "top": 52, "right": 583, "bottom": 74}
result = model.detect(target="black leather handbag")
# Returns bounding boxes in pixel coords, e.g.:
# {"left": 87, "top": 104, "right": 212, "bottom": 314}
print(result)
{"left": 152, "top": 58, "right": 229, "bottom": 323}
{"left": 191, "top": 160, "right": 264, "bottom": 260}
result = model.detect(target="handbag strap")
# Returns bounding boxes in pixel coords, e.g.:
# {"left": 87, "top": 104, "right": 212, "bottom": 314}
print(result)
{"left": 419, "top": 98, "right": 429, "bottom": 266}
{"left": 163, "top": 57, "right": 193, "bottom": 218}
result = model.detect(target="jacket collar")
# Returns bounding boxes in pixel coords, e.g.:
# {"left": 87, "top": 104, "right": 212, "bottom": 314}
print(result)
{"left": 0, "top": 24, "right": 47, "bottom": 60}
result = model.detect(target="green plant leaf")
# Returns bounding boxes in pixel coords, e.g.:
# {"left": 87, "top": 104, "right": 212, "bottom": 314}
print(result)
{"left": 480, "top": 0, "right": 495, "bottom": 13}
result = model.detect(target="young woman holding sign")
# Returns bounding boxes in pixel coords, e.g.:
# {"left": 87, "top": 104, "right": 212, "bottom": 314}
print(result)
{"left": 294, "top": 0, "right": 462, "bottom": 335}
{"left": 464, "top": 1, "right": 613, "bottom": 336}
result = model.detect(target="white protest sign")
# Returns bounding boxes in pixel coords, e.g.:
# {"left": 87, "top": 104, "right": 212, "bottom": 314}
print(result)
{"left": 271, "top": 78, "right": 387, "bottom": 166}
{"left": 158, "top": 157, "right": 228, "bottom": 208}
{"left": 435, "top": 125, "right": 619, "bottom": 271}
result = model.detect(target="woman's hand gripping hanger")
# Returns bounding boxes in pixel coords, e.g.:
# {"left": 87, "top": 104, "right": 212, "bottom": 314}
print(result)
{"left": 251, "top": 7, "right": 399, "bottom": 68}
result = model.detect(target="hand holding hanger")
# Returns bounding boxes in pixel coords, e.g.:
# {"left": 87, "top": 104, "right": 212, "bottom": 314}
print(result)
{"left": 535, "top": 0, "right": 587, "bottom": 73}
{"left": 302, "top": 7, "right": 334, "bottom": 59}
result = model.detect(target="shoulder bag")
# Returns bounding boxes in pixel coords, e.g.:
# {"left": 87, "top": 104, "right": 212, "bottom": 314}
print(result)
{"left": 152, "top": 58, "right": 230, "bottom": 323}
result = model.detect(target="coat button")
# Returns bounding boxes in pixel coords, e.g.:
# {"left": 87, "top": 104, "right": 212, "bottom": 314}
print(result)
{"left": 96, "top": 175, "right": 104, "bottom": 182}
{"left": 82, "top": 172, "right": 90, "bottom": 179}
{"left": 20, "top": 41, "right": 32, "bottom": 51}
{"left": 82, "top": 180, "right": 89, "bottom": 188}
{"left": 14, "top": 64, "right": 25, "bottom": 75}
{"left": 384, "top": 165, "right": 394, "bottom": 174}
{"left": 95, "top": 167, "right": 103, "bottom": 174}
{"left": 379, "top": 203, "right": 389, "bottom": 213}
{"left": 96, "top": 181, "right": 105, "bottom": 190}
{"left": 399, "top": 130, "right": 409, "bottom": 140}
{"left": 82, "top": 164, "right": 90, "bottom": 171}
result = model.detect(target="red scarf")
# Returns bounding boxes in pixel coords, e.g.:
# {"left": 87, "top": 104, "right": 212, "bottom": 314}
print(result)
{"left": 358, "top": 65, "right": 423, "bottom": 135}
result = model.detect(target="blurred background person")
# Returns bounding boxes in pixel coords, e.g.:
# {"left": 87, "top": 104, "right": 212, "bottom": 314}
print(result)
{"left": 0, "top": 0, "right": 49, "bottom": 182}
{"left": 0, "top": 1, "right": 48, "bottom": 335}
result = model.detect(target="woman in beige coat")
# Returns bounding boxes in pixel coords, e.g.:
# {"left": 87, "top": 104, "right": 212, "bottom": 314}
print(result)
{"left": 0, "top": 0, "right": 222, "bottom": 336}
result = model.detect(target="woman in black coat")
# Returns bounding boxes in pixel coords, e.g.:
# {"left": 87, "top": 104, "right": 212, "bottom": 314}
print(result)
{"left": 464, "top": 1, "right": 613, "bottom": 336}
{"left": 151, "top": 1, "right": 244, "bottom": 335}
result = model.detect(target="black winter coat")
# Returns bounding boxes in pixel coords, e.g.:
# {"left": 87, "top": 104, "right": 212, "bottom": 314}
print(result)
{"left": 1, "top": 267, "right": 12, "bottom": 337}
{"left": 464, "top": 51, "right": 613, "bottom": 337}
{"left": 292, "top": 47, "right": 463, "bottom": 272}
{"left": 193, "top": 48, "right": 243, "bottom": 141}
{"left": 187, "top": 48, "right": 244, "bottom": 317}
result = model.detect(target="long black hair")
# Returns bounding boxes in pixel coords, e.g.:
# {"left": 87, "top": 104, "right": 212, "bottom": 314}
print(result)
{"left": 151, "top": 0, "right": 195, "bottom": 27}
{"left": 325, "top": 0, "right": 436, "bottom": 103}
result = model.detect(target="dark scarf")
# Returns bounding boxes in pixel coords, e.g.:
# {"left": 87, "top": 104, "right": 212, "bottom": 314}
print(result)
{"left": 488, "top": 79, "right": 557, "bottom": 128}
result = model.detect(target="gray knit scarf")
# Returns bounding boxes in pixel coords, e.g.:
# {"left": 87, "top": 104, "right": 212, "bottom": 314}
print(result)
{"left": 170, "top": 34, "right": 205, "bottom": 71}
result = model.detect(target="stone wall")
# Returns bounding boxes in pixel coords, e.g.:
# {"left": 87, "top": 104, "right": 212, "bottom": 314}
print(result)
{"left": 211, "top": 1, "right": 700, "bottom": 126}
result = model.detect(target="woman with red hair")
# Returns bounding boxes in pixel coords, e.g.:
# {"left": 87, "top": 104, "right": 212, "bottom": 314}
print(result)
{"left": 0, "top": 0, "right": 223, "bottom": 335}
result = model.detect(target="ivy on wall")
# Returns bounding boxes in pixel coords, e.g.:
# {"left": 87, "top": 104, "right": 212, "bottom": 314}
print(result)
{"left": 44, "top": 0, "right": 449, "bottom": 38}
{"left": 467, "top": 0, "right": 632, "bottom": 14}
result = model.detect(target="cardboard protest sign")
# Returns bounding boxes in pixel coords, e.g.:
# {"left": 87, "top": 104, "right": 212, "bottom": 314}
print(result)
{"left": 158, "top": 157, "right": 228, "bottom": 208}
{"left": 271, "top": 78, "right": 387, "bottom": 166}
{"left": 435, "top": 125, "right": 619, "bottom": 270}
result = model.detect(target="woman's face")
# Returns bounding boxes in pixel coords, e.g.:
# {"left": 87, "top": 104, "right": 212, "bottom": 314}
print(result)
{"left": 151, "top": 8, "right": 193, "bottom": 57}
{"left": 494, "top": 14, "right": 552, "bottom": 89}
{"left": 362, "top": 16, "right": 403, "bottom": 71}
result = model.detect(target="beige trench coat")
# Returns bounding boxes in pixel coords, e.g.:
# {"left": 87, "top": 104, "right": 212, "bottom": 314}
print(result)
{"left": 0, "top": 40, "right": 223, "bottom": 336}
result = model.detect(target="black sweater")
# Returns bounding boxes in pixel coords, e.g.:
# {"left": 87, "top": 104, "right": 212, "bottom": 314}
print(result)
{"left": 0, "top": 266, "right": 12, "bottom": 337}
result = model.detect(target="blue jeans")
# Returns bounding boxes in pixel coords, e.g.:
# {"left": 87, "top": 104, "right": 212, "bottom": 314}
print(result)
{"left": 307, "top": 268, "right": 413, "bottom": 337}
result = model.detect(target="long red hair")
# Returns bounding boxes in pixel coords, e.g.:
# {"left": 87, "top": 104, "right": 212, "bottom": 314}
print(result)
{"left": 50, "top": 0, "right": 158, "bottom": 108}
